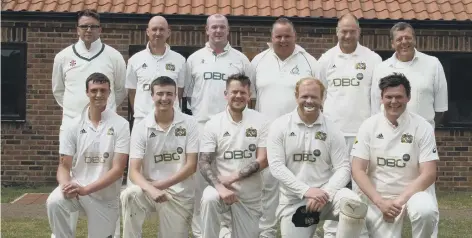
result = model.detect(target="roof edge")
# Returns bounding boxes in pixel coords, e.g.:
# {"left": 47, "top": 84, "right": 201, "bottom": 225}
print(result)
{"left": 1, "top": 11, "right": 472, "bottom": 29}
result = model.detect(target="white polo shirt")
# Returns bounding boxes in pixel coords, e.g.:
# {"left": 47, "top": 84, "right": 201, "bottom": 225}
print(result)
{"left": 351, "top": 110, "right": 439, "bottom": 198}
{"left": 126, "top": 43, "right": 186, "bottom": 119}
{"left": 371, "top": 49, "right": 448, "bottom": 127}
{"left": 52, "top": 38, "right": 127, "bottom": 130}
{"left": 319, "top": 43, "right": 382, "bottom": 136}
{"left": 267, "top": 109, "right": 351, "bottom": 204}
{"left": 129, "top": 109, "right": 199, "bottom": 199}
{"left": 59, "top": 107, "right": 130, "bottom": 201}
{"left": 199, "top": 107, "right": 269, "bottom": 201}
{"left": 185, "top": 43, "right": 252, "bottom": 123}
{"left": 250, "top": 44, "right": 321, "bottom": 121}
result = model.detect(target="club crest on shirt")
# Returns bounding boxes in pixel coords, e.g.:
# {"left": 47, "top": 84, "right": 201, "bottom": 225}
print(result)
{"left": 107, "top": 127, "right": 114, "bottom": 135}
{"left": 315, "top": 131, "right": 327, "bottom": 141}
{"left": 246, "top": 127, "right": 257, "bottom": 137}
{"left": 355, "top": 62, "right": 366, "bottom": 70}
{"left": 401, "top": 133, "right": 413, "bottom": 143}
{"left": 290, "top": 65, "right": 300, "bottom": 75}
{"left": 165, "top": 63, "right": 175, "bottom": 71}
{"left": 175, "top": 126, "right": 186, "bottom": 136}
{"left": 69, "top": 60, "right": 77, "bottom": 67}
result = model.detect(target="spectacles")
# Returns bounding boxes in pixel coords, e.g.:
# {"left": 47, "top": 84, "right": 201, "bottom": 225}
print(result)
{"left": 78, "top": 24, "right": 100, "bottom": 30}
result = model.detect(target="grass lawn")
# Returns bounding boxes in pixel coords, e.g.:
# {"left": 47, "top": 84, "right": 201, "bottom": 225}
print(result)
{"left": 2, "top": 186, "right": 472, "bottom": 237}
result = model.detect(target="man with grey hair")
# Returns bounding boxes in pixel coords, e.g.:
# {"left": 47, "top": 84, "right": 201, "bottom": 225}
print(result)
{"left": 249, "top": 17, "right": 321, "bottom": 238}
{"left": 371, "top": 22, "right": 447, "bottom": 238}
{"left": 184, "top": 13, "right": 252, "bottom": 238}
{"left": 319, "top": 13, "right": 381, "bottom": 238}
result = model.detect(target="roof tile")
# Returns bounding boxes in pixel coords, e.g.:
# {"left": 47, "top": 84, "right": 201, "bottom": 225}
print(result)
{"left": 2, "top": 0, "right": 471, "bottom": 21}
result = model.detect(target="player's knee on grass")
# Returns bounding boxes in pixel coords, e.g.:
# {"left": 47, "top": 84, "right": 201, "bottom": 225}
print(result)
{"left": 408, "top": 192, "right": 438, "bottom": 223}
{"left": 339, "top": 197, "right": 368, "bottom": 220}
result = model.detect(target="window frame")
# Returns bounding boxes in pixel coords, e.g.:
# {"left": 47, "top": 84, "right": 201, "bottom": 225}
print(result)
{"left": 375, "top": 50, "right": 472, "bottom": 128}
{"left": 1, "top": 42, "right": 27, "bottom": 122}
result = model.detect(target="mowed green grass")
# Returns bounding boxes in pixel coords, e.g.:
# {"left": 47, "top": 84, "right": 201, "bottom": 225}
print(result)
{"left": 1, "top": 187, "right": 472, "bottom": 238}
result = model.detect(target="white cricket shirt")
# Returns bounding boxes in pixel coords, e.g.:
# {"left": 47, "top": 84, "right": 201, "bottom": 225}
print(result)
{"left": 199, "top": 107, "right": 269, "bottom": 201}
{"left": 59, "top": 107, "right": 130, "bottom": 201}
{"left": 351, "top": 110, "right": 439, "bottom": 198}
{"left": 371, "top": 49, "right": 448, "bottom": 127}
{"left": 52, "top": 38, "right": 127, "bottom": 130}
{"left": 129, "top": 109, "right": 199, "bottom": 199}
{"left": 185, "top": 42, "right": 252, "bottom": 123}
{"left": 319, "top": 43, "right": 382, "bottom": 136}
{"left": 250, "top": 44, "right": 321, "bottom": 121}
{"left": 267, "top": 109, "right": 351, "bottom": 204}
{"left": 126, "top": 43, "right": 186, "bottom": 118}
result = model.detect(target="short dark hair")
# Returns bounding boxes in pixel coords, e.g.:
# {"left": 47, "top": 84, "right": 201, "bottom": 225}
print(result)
{"left": 379, "top": 72, "right": 411, "bottom": 98}
{"left": 226, "top": 73, "right": 251, "bottom": 89}
{"left": 85, "top": 72, "right": 110, "bottom": 91}
{"left": 390, "top": 22, "right": 415, "bottom": 40}
{"left": 150, "top": 76, "right": 176, "bottom": 95}
{"left": 77, "top": 9, "right": 100, "bottom": 23}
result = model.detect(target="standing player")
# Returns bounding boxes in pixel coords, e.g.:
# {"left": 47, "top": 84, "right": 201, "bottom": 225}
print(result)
{"left": 267, "top": 77, "right": 368, "bottom": 238}
{"left": 51, "top": 10, "right": 127, "bottom": 238}
{"left": 46, "top": 73, "right": 130, "bottom": 237}
{"left": 352, "top": 73, "right": 439, "bottom": 238}
{"left": 126, "top": 15, "right": 187, "bottom": 127}
{"left": 319, "top": 13, "right": 381, "bottom": 237}
{"left": 198, "top": 74, "right": 270, "bottom": 238}
{"left": 120, "top": 76, "right": 199, "bottom": 238}
{"left": 249, "top": 17, "right": 320, "bottom": 238}
{"left": 185, "top": 14, "right": 252, "bottom": 237}
{"left": 370, "top": 22, "right": 447, "bottom": 237}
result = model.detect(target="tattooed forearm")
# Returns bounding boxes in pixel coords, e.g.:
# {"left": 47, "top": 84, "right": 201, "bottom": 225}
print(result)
{"left": 238, "top": 161, "right": 260, "bottom": 180}
{"left": 199, "top": 152, "right": 220, "bottom": 187}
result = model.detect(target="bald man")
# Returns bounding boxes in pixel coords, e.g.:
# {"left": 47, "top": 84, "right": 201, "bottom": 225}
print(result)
{"left": 185, "top": 14, "right": 252, "bottom": 238}
{"left": 318, "top": 13, "right": 381, "bottom": 238}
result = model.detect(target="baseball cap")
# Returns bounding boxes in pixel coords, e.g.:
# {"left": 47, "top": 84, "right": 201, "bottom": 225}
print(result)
{"left": 291, "top": 205, "right": 321, "bottom": 227}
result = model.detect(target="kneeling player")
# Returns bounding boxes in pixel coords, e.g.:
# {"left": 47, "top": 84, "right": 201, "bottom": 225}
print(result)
{"left": 352, "top": 73, "right": 439, "bottom": 238}
{"left": 199, "top": 74, "right": 270, "bottom": 238}
{"left": 267, "top": 77, "right": 367, "bottom": 238}
{"left": 47, "top": 73, "right": 130, "bottom": 237}
{"left": 120, "top": 76, "right": 199, "bottom": 238}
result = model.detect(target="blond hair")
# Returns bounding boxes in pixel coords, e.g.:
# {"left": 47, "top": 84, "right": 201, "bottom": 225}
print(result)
{"left": 295, "top": 77, "right": 325, "bottom": 98}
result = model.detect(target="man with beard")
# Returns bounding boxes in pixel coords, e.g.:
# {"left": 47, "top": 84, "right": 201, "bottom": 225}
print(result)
{"left": 267, "top": 77, "right": 367, "bottom": 238}
{"left": 120, "top": 76, "right": 199, "bottom": 238}
{"left": 370, "top": 22, "right": 447, "bottom": 237}
{"left": 353, "top": 73, "right": 439, "bottom": 238}
{"left": 198, "top": 74, "right": 270, "bottom": 238}
{"left": 249, "top": 17, "right": 321, "bottom": 238}
{"left": 319, "top": 13, "right": 381, "bottom": 238}
{"left": 47, "top": 73, "right": 130, "bottom": 238}
{"left": 185, "top": 14, "right": 252, "bottom": 237}
{"left": 126, "top": 15, "right": 187, "bottom": 128}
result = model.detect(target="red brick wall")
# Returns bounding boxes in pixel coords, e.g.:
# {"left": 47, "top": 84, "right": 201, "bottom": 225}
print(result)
{"left": 1, "top": 19, "right": 471, "bottom": 191}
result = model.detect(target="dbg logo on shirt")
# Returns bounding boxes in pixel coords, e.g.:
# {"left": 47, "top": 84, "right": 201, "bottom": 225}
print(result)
{"left": 377, "top": 157, "right": 406, "bottom": 168}
{"left": 154, "top": 152, "right": 180, "bottom": 163}
{"left": 204, "top": 72, "right": 227, "bottom": 81}
{"left": 293, "top": 151, "right": 317, "bottom": 162}
{"left": 331, "top": 77, "right": 360, "bottom": 87}
{"left": 223, "top": 144, "right": 257, "bottom": 160}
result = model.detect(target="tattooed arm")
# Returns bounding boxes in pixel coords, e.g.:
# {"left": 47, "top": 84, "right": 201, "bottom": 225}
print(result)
{"left": 198, "top": 152, "right": 221, "bottom": 187}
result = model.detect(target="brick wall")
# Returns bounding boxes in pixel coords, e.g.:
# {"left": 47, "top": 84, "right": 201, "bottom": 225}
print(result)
{"left": 1, "top": 19, "right": 471, "bottom": 191}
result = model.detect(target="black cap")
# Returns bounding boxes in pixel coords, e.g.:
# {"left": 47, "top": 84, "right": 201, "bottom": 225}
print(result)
{"left": 291, "top": 205, "right": 321, "bottom": 227}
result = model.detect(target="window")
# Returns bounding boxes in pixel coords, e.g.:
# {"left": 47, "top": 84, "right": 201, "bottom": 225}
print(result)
{"left": 376, "top": 50, "right": 472, "bottom": 127}
{"left": 1, "top": 42, "right": 27, "bottom": 122}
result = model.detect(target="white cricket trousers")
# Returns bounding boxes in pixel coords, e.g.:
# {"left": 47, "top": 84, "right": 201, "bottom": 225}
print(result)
{"left": 121, "top": 185, "right": 193, "bottom": 238}
{"left": 259, "top": 168, "right": 279, "bottom": 238}
{"left": 47, "top": 186, "right": 120, "bottom": 238}
{"left": 278, "top": 188, "right": 364, "bottom": 238}
{"left": 323, "top": 136, "right": 368, "bottom": 238}
{"left": 201, "top": 186, "right": 262, "bottom": 238}
{"left": 364, "top": 191, "right": 438, "bottom": 238}
{"left": 192, "top": 122, "right": 232, "bottom": 238}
